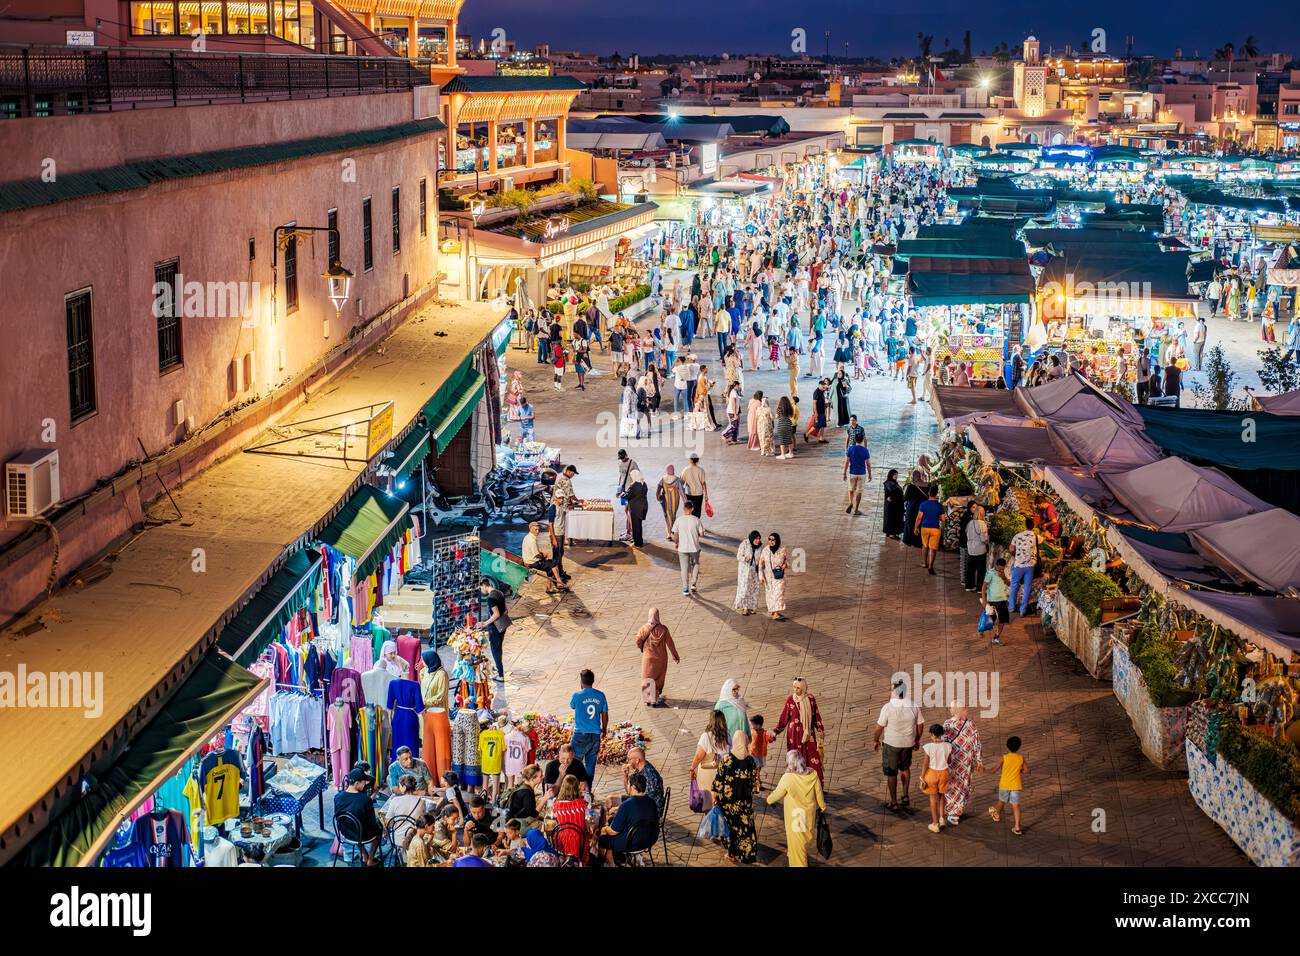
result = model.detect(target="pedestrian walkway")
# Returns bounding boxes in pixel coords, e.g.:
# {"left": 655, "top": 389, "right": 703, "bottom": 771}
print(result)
{"left": 495, "top": 339, "right": 1247, "bottom": 866}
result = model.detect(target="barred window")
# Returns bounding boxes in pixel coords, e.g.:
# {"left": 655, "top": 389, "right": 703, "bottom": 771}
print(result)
{"left": 66, "top": 289, "right": 97, "bottom": 423}
{"left": 155, "top": 259, "right": 183, "bottom": 371}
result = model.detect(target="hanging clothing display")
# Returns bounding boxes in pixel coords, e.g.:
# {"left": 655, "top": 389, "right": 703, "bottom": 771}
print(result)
{"left": 242, "top": 724, "right": 270, "bottom": 802}
{"left": 198, "top": 749, "right": 243, "bottom": 827}
{"left": 386, "top": 678, "right": 424, "bottom": 762}
{"left": 420, "top": 661, "right": 451, "bottom": 781}
{"left": 268, "top": 691, "right": 324, "bottom": 754}
{"left": 328, "top": 700, "right": 354, "bottom": 785}
{"left": 357, "top": 705, "right": 392, "bottom": 795}
{"left": 360, "top": 665, "right": 394, "bottom": 710}
{"left": 328, "top": 667, "right": 366, "bottom": 708}
{"left": 395, "top": 634, "right": 422, "bottom": 681}
{"left": 450, "top": 707, "right": 483, "bottom": 787}
{"left": 349, "top": 634, "right": 374, "bottom": 674}
{"left": 131, "top": 809, "right": 191, "bottom": 867}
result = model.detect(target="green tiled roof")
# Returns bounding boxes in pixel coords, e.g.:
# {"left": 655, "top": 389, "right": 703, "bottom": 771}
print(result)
{"left": 442, "top": 75, "right": 585, "bottom": 94}
{"left": 0, "top": 118, "right": 446, "bottom": 214}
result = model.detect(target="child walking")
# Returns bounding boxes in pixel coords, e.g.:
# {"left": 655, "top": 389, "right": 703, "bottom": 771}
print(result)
{"left": 750, "top": 714, "right": 775, "bottom": 793}
{"left": 986, "top": 735, "right": 1028, "bottom": 835}
{"left": 920, "top": 723, "right": 951, "bottom": 833}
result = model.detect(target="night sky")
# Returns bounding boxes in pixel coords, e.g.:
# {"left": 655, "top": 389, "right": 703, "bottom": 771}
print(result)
{"left": 461, "top": 0, "right": 1298, "bottom": 59}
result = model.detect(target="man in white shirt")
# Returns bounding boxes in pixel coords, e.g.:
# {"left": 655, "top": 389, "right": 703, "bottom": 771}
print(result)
{"left": 679, "top": 453, "right": 708, "bottom": 529}
{"left": 671, "top": 500, "right": 703, "bottom": 595}
{"left": 684, "top": 355, "right": 702, "bottom": 406}
{"left": 521, "top": 521, "right": 566, "bottom": 590}
{"left": 873, "top": 679, "right": 924, "bottom": 810}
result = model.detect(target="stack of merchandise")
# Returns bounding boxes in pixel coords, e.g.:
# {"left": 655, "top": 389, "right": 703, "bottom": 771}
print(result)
{"left": 523, "top": 713, "right": 650, "bottom": 765}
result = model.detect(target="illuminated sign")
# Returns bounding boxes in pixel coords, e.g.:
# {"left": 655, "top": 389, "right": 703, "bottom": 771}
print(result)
{"left": 543, "top": 216, "right": 572, "bottom": 240}
{"left": 497, "top": 61, "right": 552, "bottom": 77}
{"left": 367, "top": 403, "right": 395, "bottom": 460}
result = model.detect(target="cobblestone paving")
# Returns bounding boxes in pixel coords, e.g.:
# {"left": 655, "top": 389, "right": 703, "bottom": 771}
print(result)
{"left": 493, "top": 315, "right": 1248, "bottom": 867}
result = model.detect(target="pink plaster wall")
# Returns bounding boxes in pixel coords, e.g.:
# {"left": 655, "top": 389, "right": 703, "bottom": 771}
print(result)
{"left": 0, "top": 93, "right": 444, "bottom": 605}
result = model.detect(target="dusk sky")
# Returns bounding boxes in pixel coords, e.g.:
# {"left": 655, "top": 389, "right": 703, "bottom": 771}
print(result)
{"left": 461, "top": 0, "right": 1298, "bottom": 59}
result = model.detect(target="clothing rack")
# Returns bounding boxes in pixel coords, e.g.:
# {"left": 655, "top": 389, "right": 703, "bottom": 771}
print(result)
{"left": 428, "top": 532, "right": 481, "bottom": 647}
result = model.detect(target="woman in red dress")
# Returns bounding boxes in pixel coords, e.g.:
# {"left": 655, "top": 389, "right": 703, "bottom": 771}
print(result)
{"left": 773, "top": 678, "right": 826, "bottom": 784}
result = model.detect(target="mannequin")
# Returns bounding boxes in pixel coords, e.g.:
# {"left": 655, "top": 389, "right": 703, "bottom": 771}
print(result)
{"left": 201, "top": 825, "right": 238, "bottom": 868}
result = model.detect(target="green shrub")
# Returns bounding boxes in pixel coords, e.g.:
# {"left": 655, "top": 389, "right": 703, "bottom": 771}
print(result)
{"left": 1057, "top": 561, "right": 1122, "bottom": 627}
{"left": 546, "top": 301, "right": 564, "bottom": 315}
{"left": 937, "top": 469, "right": 974, "bottom": 500}
{"left": 1217, "top": 721, "right": 1300, "bottom": 823}
{"left": 609, "top": 285, "right": 651, "bottom": 314}
{"left": 1128, "top": 626, "right": 1198, "bottom": 708}
{"left": 569, "top": 177, "right": 600, "bottom": 201}
{"left": 988, "top": 510, "right": 1025, "bottom": 548}
{"left": 488, "top": 188, "right": 537, "bottom": 217}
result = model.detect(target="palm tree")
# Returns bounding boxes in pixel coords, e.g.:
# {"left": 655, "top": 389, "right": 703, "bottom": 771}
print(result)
{"left": 1214, "top": 41, "right": 1235, "bottom": 60}
{"left": 916, "top": 32, "right": 934, "bottom": 61}
{"left": 1242, "top": 36, "right": 1259, "bottom": 58}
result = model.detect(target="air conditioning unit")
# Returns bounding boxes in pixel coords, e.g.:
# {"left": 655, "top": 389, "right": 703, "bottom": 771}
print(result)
{"left": 500, "top": 175, "right": 514, "bottom": 191}
{"left": 5, "top": 449, "right": 60, "bottom": 520}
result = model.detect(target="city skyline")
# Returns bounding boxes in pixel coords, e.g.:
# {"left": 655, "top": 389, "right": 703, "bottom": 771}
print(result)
{"left": 462, "top": 0, "right": 1297, "bottom": 58}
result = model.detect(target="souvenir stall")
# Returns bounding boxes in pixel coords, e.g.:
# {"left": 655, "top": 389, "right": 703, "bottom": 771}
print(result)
{"left": 563, "top": 497, "right": 616, "bottom": 544}
{"left": 888, "top": 138, "right": 945, "bottom": 165}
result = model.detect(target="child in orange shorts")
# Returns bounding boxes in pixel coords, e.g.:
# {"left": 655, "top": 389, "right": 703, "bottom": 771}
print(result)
{"left": 920, "top": 723, "right": 951, "bottom": 833}
{"left": 750, "top": 715, "right": 775, "bottom": 792}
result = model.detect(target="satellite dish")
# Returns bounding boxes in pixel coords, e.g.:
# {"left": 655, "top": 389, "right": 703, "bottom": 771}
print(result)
{"left": 721, "top": 53, "right": 729, "bottom": 60}
{"left": 754, "top": 72, "right": 761, "bottom": 81}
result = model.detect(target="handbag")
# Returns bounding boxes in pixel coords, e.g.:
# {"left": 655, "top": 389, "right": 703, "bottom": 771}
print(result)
{"left": 688, "top": 777, "right": 708, "bottom": 813}
{"left": 815, "top": 809, "right": 833, "bottom": 859}
{"left": 772, "top": 567, "right": 785, "bottom": 580}
{"left": 698, "top": 805, "right": 730, "bottom": 842}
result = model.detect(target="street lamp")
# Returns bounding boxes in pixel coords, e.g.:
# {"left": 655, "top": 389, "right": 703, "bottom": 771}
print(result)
{"left": 323, "top": 258, "right": 354, "bottom": 314}
{"left": 272, "top": 224, "right": 350, "bottom": 337}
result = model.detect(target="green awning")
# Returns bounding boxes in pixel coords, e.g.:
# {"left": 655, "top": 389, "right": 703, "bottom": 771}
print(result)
{"left": 216, "top": 549, "right": 323, "bottom": 666}
{"left": 318, "top": 484, "right": 411, "bottom": 580}
{"left": 909, "top": 271, "right": 1034, "bottom": 305}
{"left": 12, "top": 653, "right": 265, "bottom": 867}
{"left": 389, "top": 425, "right": 431, "bottom": 483}
{"left": 423, "top": 356, "right": 485, "bottom": 453}
{"left": 492, "top": 318, "right": 515, "bottom": 358}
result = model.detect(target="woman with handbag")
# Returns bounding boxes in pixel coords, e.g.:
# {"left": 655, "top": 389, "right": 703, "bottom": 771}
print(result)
{"left": 765, "top": 748, "right": 826, "bottom": 867}
{"left": 758, "top": 532, "right": 789, "bottom": 620}
{"left": 710, "top": 731, "right": 760, "bottom": 864}
{"left": 689, "top": 710, "right": 732, "bottom": 811}
{"left": 624, "top": 469, "right": 649, "bottom": 548}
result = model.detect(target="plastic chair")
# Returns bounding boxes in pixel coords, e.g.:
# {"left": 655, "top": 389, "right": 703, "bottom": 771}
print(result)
{"left": 331, "top": 811, "right": 367, "bottom": 867}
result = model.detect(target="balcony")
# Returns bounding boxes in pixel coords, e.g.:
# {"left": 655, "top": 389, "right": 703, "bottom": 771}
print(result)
{"left": 0, "top": 44, "right": 434, "bottom": 118}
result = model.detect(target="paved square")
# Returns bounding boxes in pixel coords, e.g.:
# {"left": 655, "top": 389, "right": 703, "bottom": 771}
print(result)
{"left": 492, "top": 328, "right": 1247, "bottom": 867}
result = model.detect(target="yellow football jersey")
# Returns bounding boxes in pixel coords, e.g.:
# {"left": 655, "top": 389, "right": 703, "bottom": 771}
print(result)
{"left": 203, "top": 763, "right": 241, "bottom": 826}
{"left": 478, "top": 729, "right": 506, "bottom": 775}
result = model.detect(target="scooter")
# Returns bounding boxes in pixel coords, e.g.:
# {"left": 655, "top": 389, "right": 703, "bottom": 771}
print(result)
{"left": 411, "top": 473, "right": 492, "bottom": 528}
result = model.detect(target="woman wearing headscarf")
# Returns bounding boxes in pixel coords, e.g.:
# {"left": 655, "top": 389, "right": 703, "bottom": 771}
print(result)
{"left": 832, "top": 366, "right": 853, "bottom": 426}
{"left": 916, "top": 453, "right": 934, "bottom": 487}
{"left": 745, "top": 390, "right": 763, "bottom": 451}
{"left": 655, "top": 465, "right": 684, "bottom": 536}
{"left": 734, "top": 530, "right": 762, "bottom": 615}
{"left": 715, "top": 678, "right": 751, "bottom": 743}
{"left": 523, "top": 827, "right": 559, "bottom": 867}
{"left": 694, "top": 364, "right": 719, "bottom": 429}
{"left": 882, "top": 468, "right": 905, "bottom": 540}
{"left": 379, "top": 640, "right": 410, "bottom": 679}
{"left": 690, "top": 710, "right": 732, "bottom": 799}
{"left": 765, "top": 748, "right": 826, "bottom": 867}
{"left": 619, "top": 375, "right": 638, "bottom": 438}
{"left": 722, "top": 381, "right": 743, "bottom": 444}
{"left": 902, "top": 470, "right": 927, "bottom": 548}
{"left": 757, "top": 395, "right": 776, "bottom": 457}
{"left": 711, "top": 730, "right": 760, "bottom": 864}
{"left": 758, "top": 531, "right": 790, "bottom": 620}
{"left": 420, "top": 649, "right": 453, "bottom": 781}
{"left": 774, "top": 678, "right": 825, "bottom": 783}
{"left": 625, "top": 468, "right": 649, "bottom": 547}
{"left": 635, "top": 607, "right": 680, "bottom": 707}
{"left": 942, "top": 702, "right": 984, "bottom": 826}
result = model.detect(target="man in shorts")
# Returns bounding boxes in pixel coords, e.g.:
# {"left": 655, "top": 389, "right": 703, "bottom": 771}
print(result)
{"left": 842, "top": 434, "right": 872, "bottom": 515}
{"left": 914, "top": 484, "right": 945, "bottom": 574}
{"left": 873, "top": 679, "right": 924, "bottom": 810}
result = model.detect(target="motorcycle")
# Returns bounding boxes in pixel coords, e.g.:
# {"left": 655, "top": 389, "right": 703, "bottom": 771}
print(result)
{"left": 482, "top": 469, "right": 548, "bottom": 523}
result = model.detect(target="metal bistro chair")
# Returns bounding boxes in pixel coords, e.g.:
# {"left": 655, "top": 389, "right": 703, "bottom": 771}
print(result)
{"left": 554, "top": 821, "right": 589, "bottom": 868}
{"left": 617, "top": 819, "right": 659, "bottom": 867}
{"left": 381, "top": 814, "right": 421, "bottom": 867}
{"left": 331, "top": 811, "right": 367, "bottom": 867}
{"left": 658, "top": 787, "right": 672, "bottom": 866}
